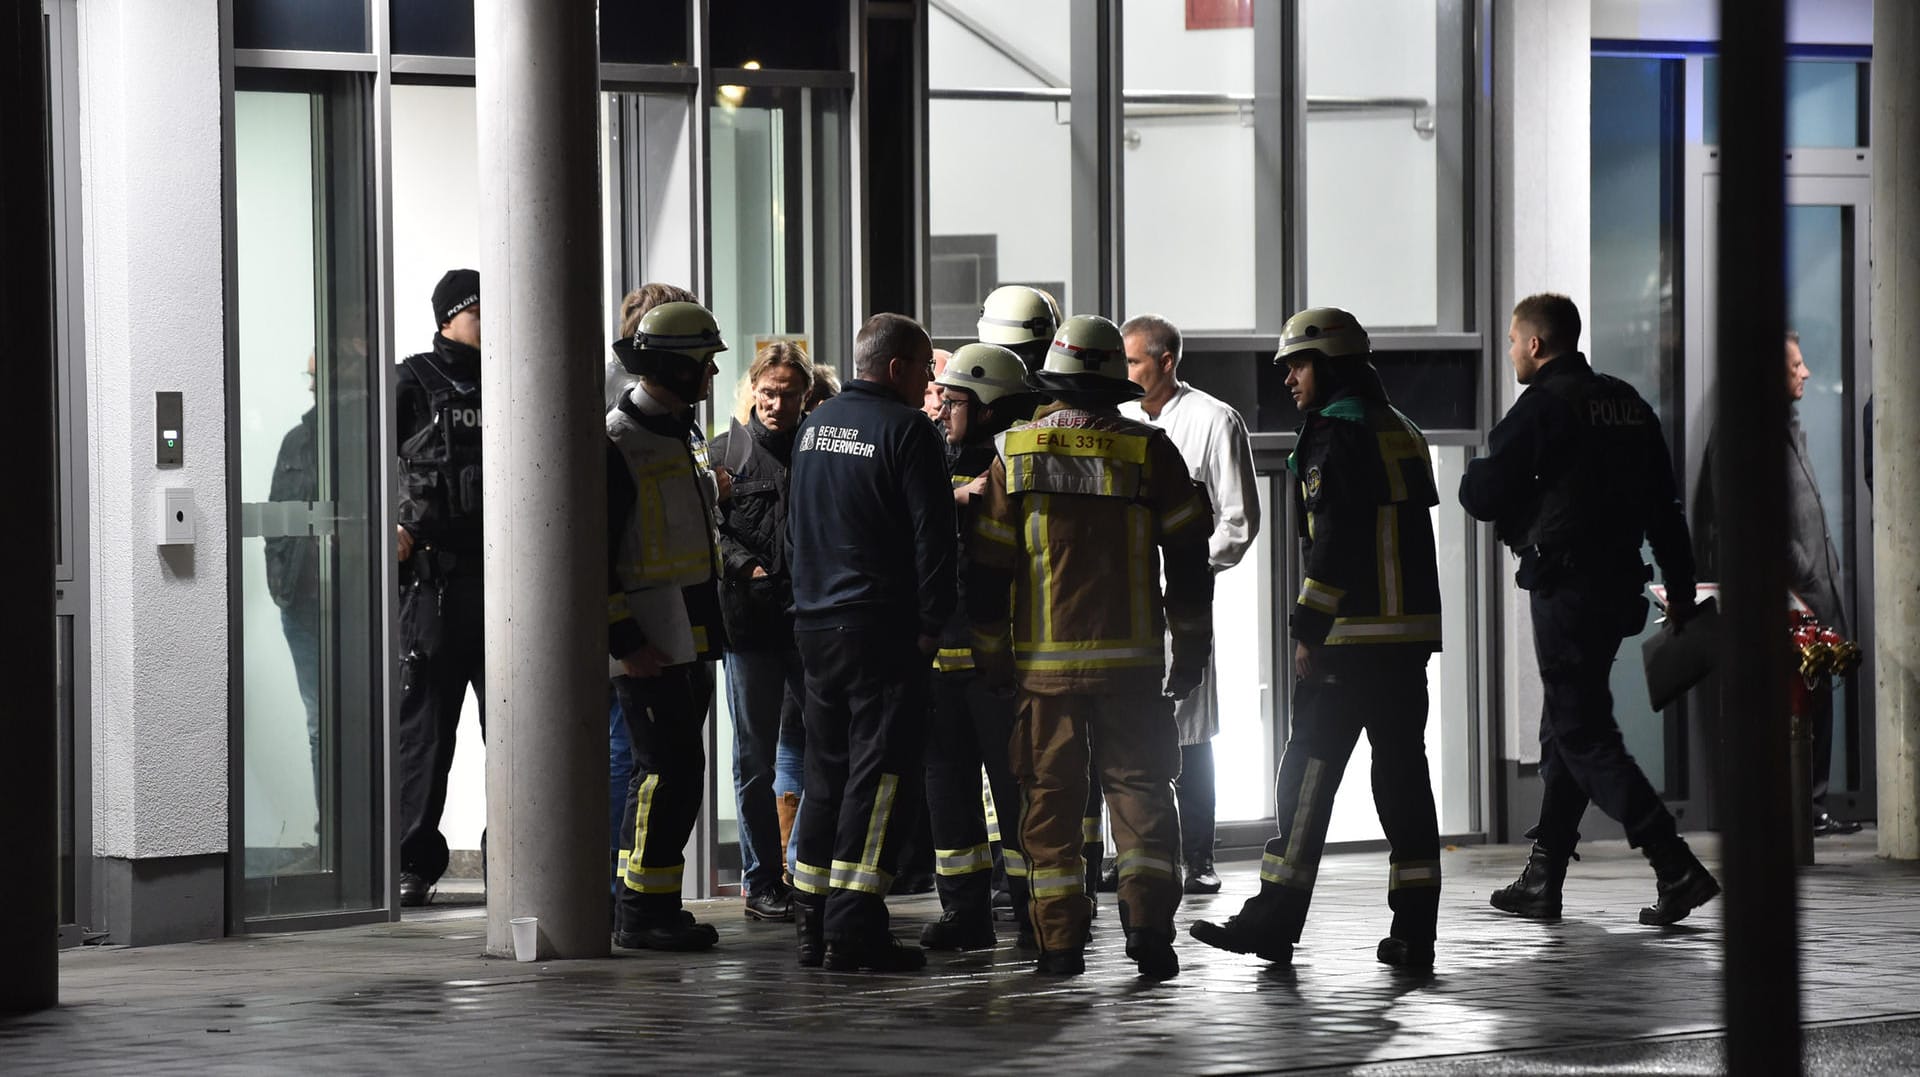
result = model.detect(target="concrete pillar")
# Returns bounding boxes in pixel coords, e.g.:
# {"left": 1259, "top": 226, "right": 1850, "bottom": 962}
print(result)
{"left": 1873, "top": 2, "right": 1920, "bottom": 861}
{"left": 1714, "top": 0, "right": 1799, "bottom": 1067}
{"left": 1, "top": 0, "right": 59, "bottom": 1014}
{"left": 475, "top": 0, "right": 609, "bottom": 959}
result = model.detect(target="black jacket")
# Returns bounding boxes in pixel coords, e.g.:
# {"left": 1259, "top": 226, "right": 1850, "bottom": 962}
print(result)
{"left": 936, "top": 440, "right": 997, "bottom": 656}
{"left": 1287, "top": 387, "right": 1443, "bottom": 653}
{"left": 1460, "top": 353, "right": 1694, "bottom": 595}
{"left": 266, "top": 406, "right": 319, "bottom": 611}
{"left": 396, "top": 334, "right": 484, "bottom": 567}
{"left": 786, "top": 379, "right": 957, "bottom": 636}
{"left": 711, "top": 413, "right": 798, "bottom": 650}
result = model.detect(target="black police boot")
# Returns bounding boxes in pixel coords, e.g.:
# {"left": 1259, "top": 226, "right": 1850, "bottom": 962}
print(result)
{"left": 614, "top": 908, "right": 719, "bottom": 952}
{"left": 1376, "top": 937, "right": 1435, "bottom": 973}
{"left": 1188, "top": 892, "right": 1295, "bottom": 964}
{"left": 1639, "top": 836, "right": 1721, "bottom": 926}
{"left": 399, "top": 871, "right": 430, "bottom": 908}
{"left": 744, "top": 880, "right": 794, "bottom": 922}
{"left": 824, "top": 932, "right": 927, "bottom": 973}
{"left": 1489, "top": 843, "right": 1572, "bottom": 920}
{"left": 794, "top": 898, "right": 825, "bottom": 968}
{"left": 1185, "top": 856, "right": 1222, "bottom": 895}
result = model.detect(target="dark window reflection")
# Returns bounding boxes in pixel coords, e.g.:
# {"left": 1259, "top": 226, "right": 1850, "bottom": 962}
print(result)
{"left": 710, "top": 0, "right": 843, "bottom": 70}
{"left": 602, "top": 0, "right": 689, "bottom": 65}
{"left": 1254, "top": 349, "right": 1477, "bottom": 433}
{"left": 235, "top": 0, "right": 368, "bottom": 53}
{"left": 391, "top": 0, "right": 474, "bottom": 57}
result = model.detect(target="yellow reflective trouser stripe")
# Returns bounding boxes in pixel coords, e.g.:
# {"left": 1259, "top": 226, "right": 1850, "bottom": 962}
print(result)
{"left": 1116, "top": 848, "right": 1177, "bottom": 880}
{"left": 792, "top": 859, "right": 831, "bottom": 896}
{"left": 828, "top": 773, "right": 900, "bottom": 895}
{"left": 936, "top": 646, "right": 975, "bottom": 672}
{"left": 1030, "top": 866, "right": 1084, "bottom": 897}
{"left": 1322, "top": 614, "right": 1441, "bottom": 645}
{"left": 1298, "top": 577, "right": 1345, "bottom": 615}
{"left": 616, "top": 848, "right": 630, "bottom": 876}
{"left": 1081, "top": 816, "right": 1102, "bottom": 845}
{"left": 1002, "top": 849, "right": 1030, "bottom": 878}
{"left": 935, "top": 844, "right": 994, "bottom": 876}
{"left": 1015, "top": 646, "right": 1162, "bottom": 671}
{"left": 1262, "top": 757, "right": 1328, "bottom": 891}
{"left": 1389, "top": 859, "right": 1443, "bottom": 890}
{"left": 623, "top": 774, "right": 682, "bottom": 893}
{"left": 1260, "top": 851, "right": 1314, "bottom": 889}
{"left": 1377, "top": 506, "right": 1403, "bottom": 616}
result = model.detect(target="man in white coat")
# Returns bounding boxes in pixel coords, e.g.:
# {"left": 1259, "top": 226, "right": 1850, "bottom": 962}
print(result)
{"left": 1120, "top": 314, "right": 1262, "bottom": 893}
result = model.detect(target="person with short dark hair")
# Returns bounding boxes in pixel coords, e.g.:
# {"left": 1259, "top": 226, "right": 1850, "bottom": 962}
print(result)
{"left": 394, "top": 269, "right": 486, "bottom": 908}
{"left": 1461, "top": 292, "right": 1719, "bottom": 928}
{"left": 785, "top": 312, "right": 956, "bottom": 972}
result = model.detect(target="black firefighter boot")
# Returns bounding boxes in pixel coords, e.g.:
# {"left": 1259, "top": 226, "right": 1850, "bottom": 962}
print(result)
{"left": 1188, "top": 887, "right": 1297, "bottom": 964}
{"left": 1639, "top": 836, "right": 1721, "bottom": 926}
{"left": 1119, "top": 900, "right": 1180, "bottom": 982}
{"left": 1489, "top": 843, "right": 1574, "bottom": 920}
{"left": 920, "top": 871, "right": 998, "bottom": 951}
{"left": 794, "top": 895, "right": 825, "bottom": 968}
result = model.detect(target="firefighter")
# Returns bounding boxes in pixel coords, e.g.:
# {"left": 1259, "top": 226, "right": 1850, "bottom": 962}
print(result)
{"left": 921, "top": 343, "right": 1043, "bottom": 951}
{"left": 1189, "top": 307, "right": 1445, "bottom": 972}
{"left": 969, "top": 315, "right": 1213, "bottom": 981}
{"left": 605, "top": 300, "right": 730, "bottom": 952}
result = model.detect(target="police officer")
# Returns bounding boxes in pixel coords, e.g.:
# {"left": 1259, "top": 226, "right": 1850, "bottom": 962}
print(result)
{"left": 920, "top": 343, "right": 1042, "bottom": 952}
{"left": 1190, "top": 308, "right": 1445, "bottom": 972}
{"left": 969, "top": 315, "right": 1213, "bottom": 981}
{"left": 395, "top": 269, "right": 486, "bottom": 908}
{"left": 1460, "top": 293, "right": 1718, "bottom": 926}
{"left": 605, "top": 300, "right": 730, "bottom": 952}
{"left": 786, "top": 313, "right": 956, "bottom": 973}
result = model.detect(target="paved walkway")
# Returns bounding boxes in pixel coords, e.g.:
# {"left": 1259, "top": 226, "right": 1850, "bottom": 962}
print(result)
{"left": 5, "top": 831, "right": 1917, "bottom": 1075}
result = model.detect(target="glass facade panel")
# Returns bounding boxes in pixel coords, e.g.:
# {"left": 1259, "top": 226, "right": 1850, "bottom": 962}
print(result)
{"left": 236, "top": 84, "right": 382, "bottom": 918}
{"left": 1301, "top": 0, "right": 1452, "bottom": 331}
{"left": 928, "top": 0, "right": 1073, "bottom": 337}
{"left": 1704, "top": 58, "right": 1866, "bottom": 149}
{"left": 1213, "top": 477, "right": 1276, "bottom": 823}
{"left": 1119, "top": 1, "right": 1256, "bottom": 330}
{"left": 235, "top": 0, "right": 368, "bottom": 53}
{"left": 601, "top": 0, "right": 690, "bottom": 66}
{"left": 391, "top": 0, "right": 474, "bottom": 58}
{"left": 710, "top": 0, "right": 843, "bottom": 70}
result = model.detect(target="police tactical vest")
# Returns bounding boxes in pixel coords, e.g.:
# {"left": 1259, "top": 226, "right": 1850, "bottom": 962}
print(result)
{"left": 1521, "top": 369, "right": 1655, "bottom": 556}
{"left": 399, "top": 353, "right": 484, "bottom": 524}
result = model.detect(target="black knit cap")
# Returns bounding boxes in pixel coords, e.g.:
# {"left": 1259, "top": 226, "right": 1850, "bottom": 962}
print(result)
{"left": 432, "top": 268, "right": 481, "bottom": 327}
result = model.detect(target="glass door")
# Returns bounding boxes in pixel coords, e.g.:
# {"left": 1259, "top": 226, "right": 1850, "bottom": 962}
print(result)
{"left": 233, "top": 73, "right": 385, "bottom": 924}
{"left": 1694, "top": 166, "right": 1875, "bottom": 824}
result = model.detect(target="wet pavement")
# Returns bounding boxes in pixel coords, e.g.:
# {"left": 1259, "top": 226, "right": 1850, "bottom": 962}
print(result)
{"left": 5, "top": 830, "right": 1918, "bottom": 1074}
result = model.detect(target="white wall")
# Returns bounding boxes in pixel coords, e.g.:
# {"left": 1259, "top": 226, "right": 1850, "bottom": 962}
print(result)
{"left": 1591, "top": 0, "right": 1873, "bottom": 43}
{"left": 79, "top": 0, "right": 229, "bottom": 859}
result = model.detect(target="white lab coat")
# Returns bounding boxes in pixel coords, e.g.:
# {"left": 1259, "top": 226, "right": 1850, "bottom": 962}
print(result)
{"left": 1121, "top": 381, "right": 1261, "bottom": 744}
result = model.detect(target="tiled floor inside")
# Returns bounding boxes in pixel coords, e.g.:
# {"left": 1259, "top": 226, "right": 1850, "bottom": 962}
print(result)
{"left": 5, "top": 831, "right": 1918, "bottom": 1074}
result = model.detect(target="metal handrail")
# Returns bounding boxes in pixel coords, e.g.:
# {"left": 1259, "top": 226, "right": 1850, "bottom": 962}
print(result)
{"left": 928, "top": 86, "right": 1435, "bottom": 136}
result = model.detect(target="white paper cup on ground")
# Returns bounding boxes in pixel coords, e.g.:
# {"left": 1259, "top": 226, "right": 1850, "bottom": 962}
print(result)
{"left": 510, "top": 916, "right": 539, "bottom": 962}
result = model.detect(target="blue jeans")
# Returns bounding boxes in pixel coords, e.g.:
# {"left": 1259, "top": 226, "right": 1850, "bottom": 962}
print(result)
{"left": 724, "top": 647, "right": 806, "bottom": 896}
{"left": 280, "top": 604, "right": 323, "bottom": 794}
{"left": 777, "top": 691, "right": 807, "bottom": 873}
{"left": 609, "top": 685, "right": 634, "bottom": 897}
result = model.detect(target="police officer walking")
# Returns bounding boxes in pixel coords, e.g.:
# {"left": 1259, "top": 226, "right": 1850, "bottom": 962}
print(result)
{"left": 1460, "top": 293, "right": 1719, "bottom": 926}
{"left": 920, "top": 343, "right": 1041, "bottom": 952}
{"left": 605, "top": 300, "right": 731, "bottom": 952}
{"left": 969, "top": 315, "right": 1213, "bottom": 981}
{"left": 785, "top": 313, "right": 956, "bottom": 973}
{"left": 1190, "top": 308, "right": 1444, "bottom": 971}
{"left": 395, "top": 269, "right": 486, "bottom": 908}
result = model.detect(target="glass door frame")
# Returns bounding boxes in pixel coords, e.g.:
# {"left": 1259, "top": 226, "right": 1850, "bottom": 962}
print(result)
{"left": 1685, "top": 144, "right": 1876, "bottom": 826}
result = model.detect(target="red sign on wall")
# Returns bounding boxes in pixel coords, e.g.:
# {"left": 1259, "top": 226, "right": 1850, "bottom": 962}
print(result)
{"left": 1186, "top": 0, "right": 1254, "bottom": 31}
